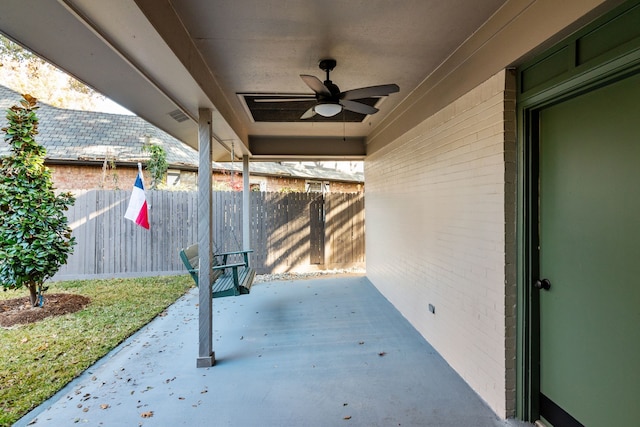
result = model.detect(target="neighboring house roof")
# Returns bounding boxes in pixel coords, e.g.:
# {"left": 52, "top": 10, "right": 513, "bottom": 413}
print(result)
{"left": 214, "top": 162, "right": 364, "bottom": 183}
{"left": 0, "top": 85, "right": 198, "bottom": 167}
{"left": 0, "top": 85, "right": 363, "bottom": 183}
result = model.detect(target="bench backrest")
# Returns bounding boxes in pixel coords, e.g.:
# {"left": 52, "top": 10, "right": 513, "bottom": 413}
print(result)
{"left": 179, "top": 244, "right": 201, "bottom": 286}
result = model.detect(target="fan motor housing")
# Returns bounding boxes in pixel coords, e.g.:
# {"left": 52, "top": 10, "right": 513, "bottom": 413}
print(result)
{"left": 323, "top": 82, "right": 341, "bottom": 99}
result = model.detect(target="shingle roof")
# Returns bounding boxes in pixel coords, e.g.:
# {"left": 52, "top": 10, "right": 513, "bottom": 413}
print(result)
{"left": 0, "top": 85, "right": 199, "bottom": 167}
{"left": 0, "top": 85, "right": 363, "bottom": 183}
{"left": 214, "top": 161, "right": 363, "bottom": 183}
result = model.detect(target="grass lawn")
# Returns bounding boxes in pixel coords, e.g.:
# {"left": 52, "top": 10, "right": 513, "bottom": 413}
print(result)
{"left": 0, "top": 275, "right": 193, "bottom": 426}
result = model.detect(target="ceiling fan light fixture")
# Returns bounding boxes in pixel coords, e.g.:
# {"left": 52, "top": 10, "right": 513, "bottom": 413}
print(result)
{"left": 314, "top": 102, "right": 342, "bottom": 117}
{"left": 298, "top": 59, "right": 399, "bottom": 120}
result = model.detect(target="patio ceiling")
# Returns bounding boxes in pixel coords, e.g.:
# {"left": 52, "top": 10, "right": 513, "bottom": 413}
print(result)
{"left": 0, "top": 0, "right": 574, "bottom": 161}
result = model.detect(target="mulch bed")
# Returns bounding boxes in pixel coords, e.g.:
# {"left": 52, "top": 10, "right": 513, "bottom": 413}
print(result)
{"left": 0, "top": 293, "right": 91, "bottom": 328}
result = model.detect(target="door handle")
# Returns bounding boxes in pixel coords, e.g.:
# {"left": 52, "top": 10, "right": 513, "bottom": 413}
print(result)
{"left": 534, "top": 278, "right": 551, "bottom": 291}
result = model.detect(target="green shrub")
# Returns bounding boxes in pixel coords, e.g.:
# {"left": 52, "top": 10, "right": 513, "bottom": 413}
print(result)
{"left": 0, "top": 95, "right": 76, "bottom": 306}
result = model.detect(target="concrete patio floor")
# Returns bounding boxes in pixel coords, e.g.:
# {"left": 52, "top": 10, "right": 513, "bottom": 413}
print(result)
{"left": 16, "top": 275, "right": 531, "bottom": 426}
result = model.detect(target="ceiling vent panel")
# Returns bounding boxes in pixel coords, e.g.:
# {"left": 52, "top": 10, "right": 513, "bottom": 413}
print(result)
{"left": 239, "top": 94, "right": 378, "bottom": 123}
{"left": 169, "top": 109, "right": 189, "bottom": 123}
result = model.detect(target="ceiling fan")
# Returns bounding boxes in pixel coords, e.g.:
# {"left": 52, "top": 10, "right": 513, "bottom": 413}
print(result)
{"left": 301, "top": 59, "right": 399, "bottom": 119}
{"left": 256, "top": 59, "right": 399, "bottom": 119}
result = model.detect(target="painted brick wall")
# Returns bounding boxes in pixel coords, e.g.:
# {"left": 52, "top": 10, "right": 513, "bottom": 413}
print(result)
{"left": 51, "top": 164, "right": 147, "bottom": 190}
{"left": 50, "top": 165, "right": 361, "bottom": 193}
{"left": 365, "top": 69, "right": 517, "bottom": 417}
{"left": 51, "top": 165, "right": 201, "bottom": 191}
{"left": 212, "top": 172, "right": 363, "bottom": 193}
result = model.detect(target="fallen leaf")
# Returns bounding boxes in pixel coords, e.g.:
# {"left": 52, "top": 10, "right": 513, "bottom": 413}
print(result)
{"left": 343, "top": 415, "right": 352, "bottom": 420}
{"left": 141, "top": 411, "right": 154, "bottom": 418}
{"left": 100, "top": 404, "right": 109, "bottom": 410}
{"left": 82, "top": 407, "right": 89, "bottom": 413}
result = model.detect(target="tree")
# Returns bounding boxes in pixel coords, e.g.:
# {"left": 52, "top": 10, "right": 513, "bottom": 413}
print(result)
{"left": 143, "top": 143, "right": 168, "bottom": 190}
{"left": 0, "top": 35, "right": 106, "bottom": 111}
{"left": 0, "top": 95, "right": 76, "bottom": 307}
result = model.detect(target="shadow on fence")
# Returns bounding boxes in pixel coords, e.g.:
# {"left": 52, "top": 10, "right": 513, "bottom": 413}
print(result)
{"left": 53, "top": 190, "right": 365, "bottom": 281}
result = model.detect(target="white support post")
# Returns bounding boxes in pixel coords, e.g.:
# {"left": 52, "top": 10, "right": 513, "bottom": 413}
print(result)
{"left": 242, "top": 155, "right": 250, "bottom": 251}
{"left": 197, "top": 108, "right": 215, "bottom": 368}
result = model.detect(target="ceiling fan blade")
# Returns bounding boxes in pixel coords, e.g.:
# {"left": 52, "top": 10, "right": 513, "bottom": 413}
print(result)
{"left": 340, "top": 99, "right": 379, "bottom": 115}
{"left": 341, "top": 84, "right": 399, "bottom": 100}
{"left": 300, "top": 74, "right": 331, "bottom": 96}
{"left": 254, "top": 97, "right": 315, "bottom": 103}
{"left": 301, "top": 107, "right": 317, "bottom": 119}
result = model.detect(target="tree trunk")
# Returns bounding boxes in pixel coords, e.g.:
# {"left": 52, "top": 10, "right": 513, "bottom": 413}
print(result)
{"left": 28, "top": 284, "right": 38, "bottom": 307}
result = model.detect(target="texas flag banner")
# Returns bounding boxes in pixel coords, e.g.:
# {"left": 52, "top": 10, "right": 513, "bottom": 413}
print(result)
{"left": 124, "top": 164, "right": 150, "bottom": 229}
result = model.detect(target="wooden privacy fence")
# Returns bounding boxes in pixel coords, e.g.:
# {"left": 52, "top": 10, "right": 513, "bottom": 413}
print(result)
{"left": 53, "top": 190, "right": 365, "bottom": 280}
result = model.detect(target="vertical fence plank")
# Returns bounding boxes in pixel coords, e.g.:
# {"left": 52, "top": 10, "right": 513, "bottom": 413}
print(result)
{"left": 86, "top": 191, "right": 98, "bottom": 274}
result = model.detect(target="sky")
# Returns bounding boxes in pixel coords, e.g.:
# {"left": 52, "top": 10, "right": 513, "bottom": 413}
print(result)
{"left": 92, "top": 97, "right": 134, "bottom": 115}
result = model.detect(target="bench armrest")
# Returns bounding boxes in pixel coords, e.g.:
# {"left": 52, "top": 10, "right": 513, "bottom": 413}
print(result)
{"left": 212, "top": 262, "right": 246, "bottom": 270}
{"left": 215, "top": 249, "right": 253, "bottom": 268}
{"left": 214, "top": 250, "right": 254, "bottom": 257}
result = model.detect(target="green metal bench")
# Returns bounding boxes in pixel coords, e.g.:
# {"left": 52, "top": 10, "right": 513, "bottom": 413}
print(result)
{"left": 179, "top": 244, "right": 255, "bottom": 298}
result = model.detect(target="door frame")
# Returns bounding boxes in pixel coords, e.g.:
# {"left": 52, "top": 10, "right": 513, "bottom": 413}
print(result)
{"left": 515, "top": 0, "right": 640, "bottom": 421}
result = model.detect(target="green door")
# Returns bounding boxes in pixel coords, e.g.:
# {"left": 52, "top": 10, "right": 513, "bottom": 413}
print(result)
{"left": 537, "top": 72, "right": 640, "bottom": 426}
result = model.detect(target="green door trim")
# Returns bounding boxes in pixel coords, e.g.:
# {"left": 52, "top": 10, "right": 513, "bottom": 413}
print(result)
{"left": 515, "top": 0, "right": 640, "bottom": 421}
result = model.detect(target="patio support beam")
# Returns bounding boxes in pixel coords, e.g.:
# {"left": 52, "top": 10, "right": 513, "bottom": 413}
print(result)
{"left": 242, "top": 155, "right": 250, "bottom": 251}
{"left": 196, "top": 108, "right": 215, "bottom": 368}
{"left": 249, "top": 136, "right": 366, "bottom": 158}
